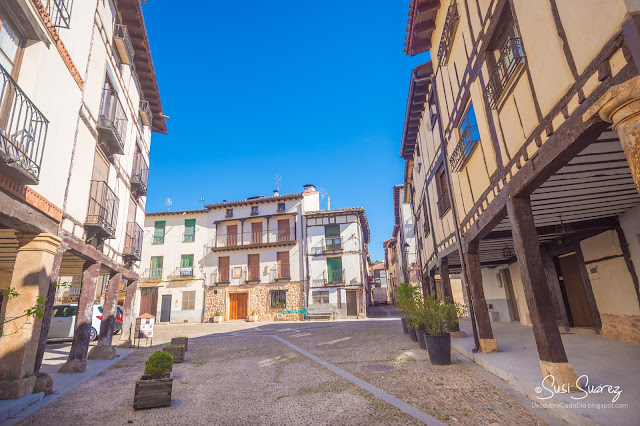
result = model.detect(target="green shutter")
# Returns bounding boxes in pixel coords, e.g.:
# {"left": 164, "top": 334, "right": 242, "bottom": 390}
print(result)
{"left": 327, "top": 257, "right": 342, "bottom": 283}
{"left": 153, "top": 221, "right": 166, "bottom": 244}
{"left": 181, "top": 254, "right": 194, "bottom": 267}
{"left": 325, "top": 225, "right": 340, "bottom": 237}
{"left": 184, "top": 219, "right": 196, "bottom": 242}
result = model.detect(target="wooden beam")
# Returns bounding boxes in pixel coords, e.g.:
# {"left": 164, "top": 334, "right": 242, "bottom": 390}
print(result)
{"left": 464, "top": 240, "right": 494, "bottom": 340}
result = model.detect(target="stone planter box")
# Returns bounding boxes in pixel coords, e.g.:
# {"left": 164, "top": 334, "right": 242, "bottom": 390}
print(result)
{"left": 170, "top": 337, "right": 188, "bottom": 351}
{"left": 213, "top": 315, "right": 223, "bottom": 323}
{"left": 133, "top": 375, "right": 172, "bottom": 410}
{"left": 248, "top": 314, "right": 258, "bottom": 322}
{"left": 163, "top": 345, "right": 185, "bottom": 363}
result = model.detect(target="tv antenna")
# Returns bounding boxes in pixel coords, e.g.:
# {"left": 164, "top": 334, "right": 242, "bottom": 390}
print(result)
{"left": 319, "top": 188, "right": 328, "bottom": 200}
{"left": 166, "top": 198, "right": 172, "bottom": 211}
{"left": 276, "top": 174, "right": 281, "bottom": 192}
{"left": 200, "top": 196, "right": 205, "bottom": 208}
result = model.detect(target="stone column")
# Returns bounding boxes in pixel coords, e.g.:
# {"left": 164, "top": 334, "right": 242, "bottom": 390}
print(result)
{"left": 59, "top": 261, "right": 101, "bottom": 373}
{"left": 88, "top": 272, "right": 121, "bottom": 359}
{"left": 507, "top": 196, "right": 579, "bottom": 390}
{"left": 584, "top": 75, "right": 640, "bottom": 194}
{"left": 118, "top": 279, "right": 138, "bottom": 348}
{"left": 0, "top": 233, "right": 61, "bottom": 399}
{"left": 464, "top": 240, "right": 498, "bottom": 353}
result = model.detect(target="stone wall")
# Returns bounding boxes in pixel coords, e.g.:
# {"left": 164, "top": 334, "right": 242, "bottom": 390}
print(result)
{"left": 600, "top": 313, "right": 640, "bottom": 343}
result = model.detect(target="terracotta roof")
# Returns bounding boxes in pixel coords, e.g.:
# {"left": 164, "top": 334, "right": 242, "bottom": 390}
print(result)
{"left": 146, "top": 208, "right": 208, "bottom": 217}
{"left": 119, "top": 0, "right": 167, "bottom": 134}
{"left": 404, "top": 0, "right": 442, "bottom": 56}
{"left": 401, "top": 62, "right": 433, "bottom": 160}
{"left": 371, "top": 263, "right": 385, "bottom": 271}
{"left": 306, "top": 207, "right": 370, "bottom": 244}
{"left": 205, "top": 192, "right": 303, "bottom": 209}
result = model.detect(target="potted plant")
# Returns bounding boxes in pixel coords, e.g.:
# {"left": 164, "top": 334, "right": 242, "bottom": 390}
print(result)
{"left": 413, "top": 303, "right": 429, "bottom": 350}
{"left": 163, "top": 344, "right": 186, "bottom": 363}
{"left": 170, "top": 336, "right": 188, "bottom": 351}
{"left": 248, "top": 310, "right": 259, "bottom": 322}
{"left": 394, "top": 282, "right": 421, "bottom": 336}
{"left": 213, "top": 311, "right": 223, "bottom": 323}
{"left": 134, "top": 351, "right": 174, "bottom": 409}
{"left": 422, "top": 296, "right": 465, "bottom": 365}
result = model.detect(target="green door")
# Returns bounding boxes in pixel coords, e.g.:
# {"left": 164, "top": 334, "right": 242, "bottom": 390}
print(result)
{"left": 327, "top": 257, "right": 342, "bottom": 284}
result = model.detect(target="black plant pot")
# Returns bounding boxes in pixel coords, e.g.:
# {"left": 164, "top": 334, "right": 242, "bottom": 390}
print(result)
{"left": 424, "top": 333, "right": 451, "bottom": 365}
{"left": 401, "top": 317, "right": 409, "bottom": 335}
{"left": 416, "top": 328, "right": 427, "bottom": 350}
{"left": 408, "top": 327, "right": 418, "bottom": 342}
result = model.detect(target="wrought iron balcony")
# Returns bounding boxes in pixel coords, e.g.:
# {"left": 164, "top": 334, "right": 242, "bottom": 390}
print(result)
{"left": 130, "top": 152, "right": 148, "bottom": 196}
{"left": 437, "top": 192, "right": 451, "bottom": 217}
{"left": 171, "top": 266, "right": 194, "bottom": 279}
{"left": 44, "top": 0, "right": 73, "bottom": 29}
{"left": 485, "top": 36, "right": 525, "bottom": 109}
{"left": 123, "top": 222, "right": 143, "bottom": 262}
{"left": 449, "top": 125, "right": 480, "bottom": 172}
{"left": 139, "top": 100, "right": 153, "bottom": 127}
{"left": 327, "top": 269, "right": 345, "bottom": 286}
{"left": 213, "top": 268, "right": 231, "bottom": 284}
{"left": 97, "top": 88, "right": 127, "bottom": 156}
{"left": 437, "top": 3, "right": 459, "bottom": 65}
{"left": 207, "top": 227, "right": 296, "bottom": 251}
{"left": 0, "top": 64, "right": 48, "bottom": 184}
{"left": 323, "top": 237, "right": 342, "bottom": 253}
{"left": 276, "top": 263, "right": 291, "bottom": 280}
{"left": 143, "top": 268, "right": 163, "bottom": 281}
{"left": 113, "top": 24, "right": 134, "bottom": 65}
{"left": 85, "top": 180, "right": 119, "bottom": 239}
{"left": 246, "top": 265, "right": 260, "bottom": 282}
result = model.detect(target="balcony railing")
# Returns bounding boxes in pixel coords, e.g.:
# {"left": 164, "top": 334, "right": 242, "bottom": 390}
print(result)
{"left": 436, "top": 192, "right": 451, "bottom": 217}
{"left": 327, "top": 269, "right": 345, "bottom": 285}
{"left": 113, "top": 24, "right": 134, "bottom": 65}
{"left": 214, "top": 268, "right": 231, "bottom": 284}
{"left": 323, "top": 237, "right": 342, "bottom": 252}
{"left": 139, "top": 100, "right": 153, "bottom": 127}
{"left": 143, "top": 268, "right": 163, "bottom": 281}
{"left": 276, "top": 263, "right": 290, "bottom": 280}
{"left": 130, "top": 152, "right": 148, "bottom": 196}
{"left": 0, "top": 64, "right": 48, "bottom": 184}
{"left": 485, "top": 36, "right": 525, "bottom": 109}
{"left": 246, "top": 265, "right": 260, "bottom": 282}
{"left": 172, "top": 266, "right": 194, "bottom": 278}
{"left": 44, "top": 0, "right": 73, "bottom": 29}
{"left": 207, "top": 227, "right": 296, "bottom": 249}
{"left": 97, "top": 88, "right": 127, "bottom": 156}
{"left": 437, "top": 3, "right": 459, "bottom": 65}
{"left": 123, "top": 222, "right": 143, "bottom": 261}
{"left": 85, "top": 180, "right": 119, "bottom": 239}
{"left": 449, "top": 125, "right": 480, "bottom": 172}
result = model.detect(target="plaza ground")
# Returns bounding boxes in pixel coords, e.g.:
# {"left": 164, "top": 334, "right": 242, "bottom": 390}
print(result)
{"left": 12, "top": 306, "right": 565, "bottom": 425}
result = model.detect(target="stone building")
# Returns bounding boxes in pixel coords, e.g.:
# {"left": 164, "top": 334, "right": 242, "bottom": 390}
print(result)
{"left": 401, "top": 0, "right": 640, "bottom": 386}
{"left": 0, "top": 0, "right": 165, "bottom": 398}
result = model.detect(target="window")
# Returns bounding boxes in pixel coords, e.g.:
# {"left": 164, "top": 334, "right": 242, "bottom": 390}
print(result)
{"left": 153, "top": 220, "right": 165, "bottom": 244}
{"left": 325, "top": 225, "right": 341, "bottom": 250}
{"left": 226, "top": 209, "right": 233, "bottom": 218}
{"left": 437, "top": 2, "right": 460, "bottom": 65}
{"left": 0, "top": 13, "right": 24, "bottom": 77}
{"left": 313, "top": 290, "right": 330, "bottom": 304}
{"left": 150, "top": 256, "right": 163, "bottom": 280}
{"left": 277, "top": 251, "right": 290, "bottom": 279}
{"left": 436, "top": 164, "right": 450, "bottom": 217}
{"left": 251, "top": 206, "right": 259, "bottom": 216}
{"left": 182, "top": 291, "right": 196, "bottom": 310}
{"left": 184, "top": 219, "right": 196, "bottom": 242}
{"left": 422, "top": 198, "right": 430, "bottom": 234}
{"left": 278, "top": 219, "right": 291, "bottom": 242}
{"left": 247, "top": 253, "right": 260, "bottom": 281}
{"left": 450, "top": 103, "right": 481, "bottom": 172}
{"left": 218, "top": 256, "right": 230, "bottom": 282}
{"left": 277, "top": 203, "right": 285, "bottom": 212}
{"left": 181, "top": 254, "right": 194, "bottom": 271}
{"left": 428, "top": 90, "right": 438, "bottom": 128}
{"left": 327, "top": 257, "right": 343, "bottom": 284}
{"left": 270, "top": 290, "right": 287, "bottom": 308}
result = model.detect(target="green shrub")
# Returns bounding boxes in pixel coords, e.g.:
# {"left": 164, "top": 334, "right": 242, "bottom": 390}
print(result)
{"left": 422, "top": 296, "right": 466, "bottom": 336}
{"left": 144, "top": 351, "right": 174, "bottom": 379}
{"left": 165, "top": 344, "right": 184, "bottom": 348}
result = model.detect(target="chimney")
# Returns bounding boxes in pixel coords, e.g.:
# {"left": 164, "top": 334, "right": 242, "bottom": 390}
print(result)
{"left": 273, "top": 189, "right": 279, "bottom": 196}
{"left": 327, "top": 196, "right": 330, "bottom": 210}
{"left": 303, "top": 184, "right": 315, "bottom": 193}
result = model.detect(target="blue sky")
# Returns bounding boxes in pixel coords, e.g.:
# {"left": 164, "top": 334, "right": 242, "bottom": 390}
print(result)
{"left": 142, "top": 1, "right": 427, "bottom": 261}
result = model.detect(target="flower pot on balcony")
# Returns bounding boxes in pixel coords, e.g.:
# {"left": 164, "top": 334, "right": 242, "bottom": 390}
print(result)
{"left": 213, "top": 315, "right": 223, "bottom": 323}
{"left": 424, "top": 333, "right": 451, "bottom": 365}
{"left": 133, "top": 374, "right": 173, "bottom": 410}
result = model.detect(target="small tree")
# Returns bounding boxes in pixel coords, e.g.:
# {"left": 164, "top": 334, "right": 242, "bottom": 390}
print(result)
{"left": 144, "top": 351, "right": 174, "bottom": 379}
{"left": 423, "top": 296, "right": 466, "bottom": 336}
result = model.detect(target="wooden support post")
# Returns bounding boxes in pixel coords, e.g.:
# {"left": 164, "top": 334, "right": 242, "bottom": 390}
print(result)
{"left": 540, "top": 247, "right": 570, "bottom": 331}
{"left": 88, "top": 272, "right": 122, "bottom": 359}
{"left": 507, "top": 196, "right": 580, "bottom": 390}
{"left": 118, "top": 279, "right": 138, "bottom": 348}
{"left": 59, "top": 261, "right": 101, "bottom": 373}
{"left": 465, "top": 240, "right": 498, "bottom": 353}
{"left": 440, "top": 257, "right": 462, "bottom": 334}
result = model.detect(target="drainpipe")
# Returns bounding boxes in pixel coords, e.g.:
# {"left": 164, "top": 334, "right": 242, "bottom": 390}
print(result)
{"left": 432, "top": 76, "right": 480, "bottom": 353}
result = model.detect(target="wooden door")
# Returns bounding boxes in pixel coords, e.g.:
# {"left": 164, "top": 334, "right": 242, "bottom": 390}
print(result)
{"left": 346, "top": 290, "right": 357, "bottom": 316}
{"left": 251, "top": 222, "right": 262, "bottom": 244}
{"left": 218, "top": 256, "right": 230, "bottom": 282}
{"left": 160, "top": 295, "right": 171, "bottom": 322}
{"left": 278, "top": 219, "right": 290, "bottom": 241}
{"left": 229, "top": 293, "right": 248, "bottom": 320}
{"left": 140, "top": 288, "right": 158, "bottom": 317}
{"left": 248, "top": 254, "right": 260, "bottom": 281}
{"left": 277, "top": 251, "right": 289, "bottom": 278}
{"left": 227, "top": 225, "right": 238, "bottom": 246}
{"left": 557, "top": 253, "right": 594, "bottom": 328}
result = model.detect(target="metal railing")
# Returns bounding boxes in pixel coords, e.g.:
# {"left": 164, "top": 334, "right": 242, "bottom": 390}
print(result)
{"left": 214, "top": 268, "right": 231, "bottom": 283}
{"left": 207, "top": 227, "right": 296, "bottom": 249}
{"left": 123, "top": 222, "right": 143, "bottom": 260}
{"left": 85, "top": 180, "right": 119, "bottom": 238}
{"left": 437, "top": 3, "right": 459, "bottom": 65}
{"left": 0, "top": 64, "right": 48, "bottom": 183}
{"left": 130, "top": 152, "right": 148, "bottom": 196}
{"left": 276, "top": 263, "right": 290, "bottom": 279}
{"left": 327, "top": 269, "right": 345, "bottom": 285}
{"left": 449, "top": 125, "right": 480, "bottom": 172}
{"left": 246, "top": 265, "right": 261, "bottom": 282}
{"left": 97, "top": 88, "right": 127, "bottom": 154}
{"left": 143, "top": 268, "right": 163, "bottom": 281}
{"left": 174, "top": 266, "right": 194, "bottom": 278}
{"left": 113, "top": 24, "right": 134, "bottom": 64}
{"left": 323, "top": 237, "right": 342, "bottom": 252}
{"left": 44, "top": 0, "right": 73, "bottom": 29}
{"left": 486, "top": 36, "right": 525, "bottom": 109}
{"left": 436, "top": 192, "right": 451, "bottom": 217}
{"left": 139, "top": 99, "right": 153, "bottom": 127}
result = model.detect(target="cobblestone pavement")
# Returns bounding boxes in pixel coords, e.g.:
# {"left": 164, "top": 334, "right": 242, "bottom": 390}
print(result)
{"left": 20, "top": 307, "right": 550, "bottom": 425}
